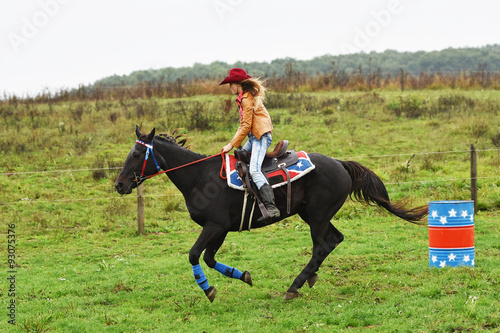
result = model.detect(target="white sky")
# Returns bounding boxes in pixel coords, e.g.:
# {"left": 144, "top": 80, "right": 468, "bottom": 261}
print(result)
{"left": 1, "top": 0, "right": 499, "bottom": 96}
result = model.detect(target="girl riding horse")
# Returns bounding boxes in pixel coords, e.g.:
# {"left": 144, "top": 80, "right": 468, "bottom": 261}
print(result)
{"left": 220, "top": 68, "right": 280, "bottom": 219}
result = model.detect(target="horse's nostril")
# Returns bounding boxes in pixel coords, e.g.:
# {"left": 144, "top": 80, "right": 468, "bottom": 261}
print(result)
{"left": 115, "top": 181, "right": 123, "bottom": 191}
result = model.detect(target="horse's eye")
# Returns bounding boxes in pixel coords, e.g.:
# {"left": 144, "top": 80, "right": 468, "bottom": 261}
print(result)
{"left": 133, "top": 152, "right": 141, "bottom": 158}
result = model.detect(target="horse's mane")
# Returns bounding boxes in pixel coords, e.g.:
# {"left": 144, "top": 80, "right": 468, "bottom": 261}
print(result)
{"left": 155, "top": 129, "right": 210, "bottom": 159}
{"left": 156, "top": 128, "right": 192, "bottom": 150}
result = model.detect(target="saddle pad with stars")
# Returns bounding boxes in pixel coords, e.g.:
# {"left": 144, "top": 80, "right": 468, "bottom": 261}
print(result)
{"left": 225, "top": 151, "right": 315, "bottom": 191}
{"left": 428, "top": 201, "right": 475, "bottom": 268}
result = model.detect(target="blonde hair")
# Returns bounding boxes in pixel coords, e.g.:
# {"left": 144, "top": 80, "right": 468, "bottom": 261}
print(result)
{"left": 240, "top": 77, "right": 267, "bottom": 109}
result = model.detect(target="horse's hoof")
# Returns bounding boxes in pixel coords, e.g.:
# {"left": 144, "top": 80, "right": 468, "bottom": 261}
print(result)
{"left": 205, "top": 286, "right": 216, "bottom": 303}
{"left": 284, "top": 291, "right": 300, "bottom": 300}
{"left": 307, "top": 274, "right": 318, "bottom": 288}
{"left": 241, "top": 271, "right": 253, "bottom": 286}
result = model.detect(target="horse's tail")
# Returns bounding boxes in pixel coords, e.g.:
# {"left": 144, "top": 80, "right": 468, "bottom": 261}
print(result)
{"left": 340, "top": 160, "right": 428, "bottom": 224}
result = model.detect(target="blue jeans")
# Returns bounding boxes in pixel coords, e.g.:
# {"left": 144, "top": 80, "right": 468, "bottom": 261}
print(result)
{"left": 242, "top": 132, "right": 272, "bottom": 190}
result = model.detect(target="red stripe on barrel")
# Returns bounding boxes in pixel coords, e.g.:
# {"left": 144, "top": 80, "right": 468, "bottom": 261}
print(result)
{"left": 428, "top": 226, "right": 475, "bottom": 249}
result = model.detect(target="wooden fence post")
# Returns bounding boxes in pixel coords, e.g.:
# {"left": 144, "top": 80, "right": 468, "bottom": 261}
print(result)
{"left": 470, "top": 144, "right": 477, "bottom": 214}
{"left": 399, "top": 68, "right": 406, "bottom": 92}
{"left": 137, "top": 184, "right": 145, "bottom": 235}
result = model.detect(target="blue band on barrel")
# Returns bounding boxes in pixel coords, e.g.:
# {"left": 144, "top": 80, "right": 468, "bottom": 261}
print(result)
{"left": 429, "top": 247, "right": 475, "bottom": 268}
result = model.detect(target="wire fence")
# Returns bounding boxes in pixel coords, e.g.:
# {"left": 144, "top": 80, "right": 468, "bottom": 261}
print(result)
{"left": 0, "top": 167, "right": 123, "bottom": 176}
{"left": 1, "top": 148, "right": 499, "bottom": 206}
{"left": 3, "top": 148, "right": 499, "bottom": 177}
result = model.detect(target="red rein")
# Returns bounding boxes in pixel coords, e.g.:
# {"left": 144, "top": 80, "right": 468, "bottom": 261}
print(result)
{"left": 146, "top": 151, "right": 227, "bottom": 180}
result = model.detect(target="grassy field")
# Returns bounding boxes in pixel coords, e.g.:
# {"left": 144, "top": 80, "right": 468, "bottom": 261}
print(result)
{"left": 1, "top": 89, "right": 499, "bottom": 332}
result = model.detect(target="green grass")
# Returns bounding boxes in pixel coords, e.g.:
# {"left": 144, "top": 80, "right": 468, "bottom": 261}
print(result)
{"left": 1, "top": 214, "right": 498, "bottom": 332}
{"left": 1, "top": 89, "right": 499, "bottom": 332}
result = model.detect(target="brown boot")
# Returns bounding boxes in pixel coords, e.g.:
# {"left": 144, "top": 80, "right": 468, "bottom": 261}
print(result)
{"left": 259, "top": 184, "right": 280, "bottom": 218}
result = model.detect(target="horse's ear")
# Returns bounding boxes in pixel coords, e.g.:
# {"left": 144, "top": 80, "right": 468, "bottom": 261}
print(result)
{"left": 135, "top": 125, "right": 142, "bottom": 139}
{"left": 145, "top": 128, "right": 156, "bottom": 142}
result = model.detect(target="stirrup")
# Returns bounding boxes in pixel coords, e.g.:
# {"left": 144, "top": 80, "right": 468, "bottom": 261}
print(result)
{"left": 257, "top": 206, "right": 280, "bottom": 222}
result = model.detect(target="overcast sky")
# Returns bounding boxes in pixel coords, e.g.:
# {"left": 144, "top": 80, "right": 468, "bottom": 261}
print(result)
{"left": 1, "top": 0, "right": 499, "bottom": 96}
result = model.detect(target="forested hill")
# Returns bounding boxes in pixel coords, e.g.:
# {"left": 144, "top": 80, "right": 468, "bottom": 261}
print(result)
{"left": 95, "top": 45, "right": 500, "bottom": 87}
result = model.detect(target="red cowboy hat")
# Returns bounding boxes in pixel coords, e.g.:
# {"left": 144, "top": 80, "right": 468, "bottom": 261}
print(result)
{"left": 219, "top": 68, "right": 252, "bottom": 85}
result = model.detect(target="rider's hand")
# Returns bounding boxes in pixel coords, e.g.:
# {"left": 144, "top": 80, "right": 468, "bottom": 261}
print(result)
{"left": 222, "top": 143, "right": 234, "bottom": 154}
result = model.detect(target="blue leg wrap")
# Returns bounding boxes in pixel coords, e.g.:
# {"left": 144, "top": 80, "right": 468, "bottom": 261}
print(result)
{"left": 192, "top": 264, "right": 210, "bottom": 291}
{"left": 214, "top": 262, "right": 243, "bottom": 280}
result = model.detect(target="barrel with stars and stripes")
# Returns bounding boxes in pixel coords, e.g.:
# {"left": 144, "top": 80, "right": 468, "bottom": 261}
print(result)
{"left": 428, "top": 201, "right": 475, "bottom": 268}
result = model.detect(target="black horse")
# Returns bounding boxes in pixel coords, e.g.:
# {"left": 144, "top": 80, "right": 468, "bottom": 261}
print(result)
{"left": 115, "top": 126, "right": 427, "bottom": 302}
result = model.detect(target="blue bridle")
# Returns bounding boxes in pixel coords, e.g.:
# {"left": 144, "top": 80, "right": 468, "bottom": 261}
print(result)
{"left": 135, "top": 139, "right": 161, "bottom": 184}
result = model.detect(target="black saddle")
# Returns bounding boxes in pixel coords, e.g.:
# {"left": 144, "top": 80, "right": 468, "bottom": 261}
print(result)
{"left": 234, "top": 140, "right": 299, "bottom": 174}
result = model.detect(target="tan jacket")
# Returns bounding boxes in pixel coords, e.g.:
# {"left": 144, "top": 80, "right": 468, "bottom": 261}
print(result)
{"left": 230, "top": 91, "right": 273, "bottom": 148}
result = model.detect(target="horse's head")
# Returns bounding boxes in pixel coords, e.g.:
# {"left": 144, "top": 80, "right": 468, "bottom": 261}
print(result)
{"left": 115, "top": 126, "right": 157, "bottom": 195}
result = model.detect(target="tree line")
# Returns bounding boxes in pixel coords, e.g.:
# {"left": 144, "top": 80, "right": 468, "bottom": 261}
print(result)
{"left": 94, "top": 45, "right": 500, "bottom": 87}
{"left": 2, "top": 45, "right": 499, "bottom": 103}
